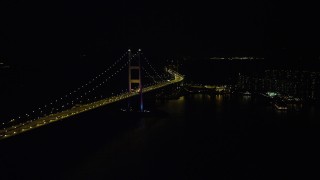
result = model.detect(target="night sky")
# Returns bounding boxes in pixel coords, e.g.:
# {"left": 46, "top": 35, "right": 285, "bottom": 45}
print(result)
{"left": 1, "top": 1, "right": 319, "bottom": 66}
{"left": 1, "top": 2, "right": 320, "bottom": 179}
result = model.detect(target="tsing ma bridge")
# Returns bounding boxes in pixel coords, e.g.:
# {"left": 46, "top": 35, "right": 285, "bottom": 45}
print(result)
{"left": 0, "top": 49, "right": 184, "bottom": 140}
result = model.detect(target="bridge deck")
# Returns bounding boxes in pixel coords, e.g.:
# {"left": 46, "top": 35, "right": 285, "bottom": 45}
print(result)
{"left": 0, "top": 70, "right": 183, "bottom": 140}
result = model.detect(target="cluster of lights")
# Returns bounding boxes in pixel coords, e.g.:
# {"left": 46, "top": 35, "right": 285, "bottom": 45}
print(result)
{"left": 142, "top": 67, "right": 158, "bottom": 83}
{"left": 1, "top": 51, "right": 132, "bottom": 128}
{"left": 210, "top": 57, "right": 264, "bottom": 60}
{"left": 140, "top": 52, "right": 165, "bottom": 81}
{"left": 1, "top": 51, "right": 184, "bottom": 139}
{"left": 1, "top": 74, "right": 177, "bottom": 135}
{"left": 44, "top": 53, "right": 137, "bottom": 112}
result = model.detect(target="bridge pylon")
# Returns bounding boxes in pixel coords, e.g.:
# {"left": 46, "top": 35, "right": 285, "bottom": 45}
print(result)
{"left": 128, "top": 49, "right": 144, "bottom": 112}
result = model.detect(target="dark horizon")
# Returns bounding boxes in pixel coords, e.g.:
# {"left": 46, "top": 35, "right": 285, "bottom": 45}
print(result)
{"left": 1, "top": 1, "right": 319, "bottom": 67}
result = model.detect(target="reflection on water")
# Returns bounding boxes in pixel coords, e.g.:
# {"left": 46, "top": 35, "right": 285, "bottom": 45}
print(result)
{"left": 242, "top": 95, "right": 251, "bottom": 103}
{"left": 215, "top": 94, "right": 223, "bottom": 105}
{"left": 1, "top": 93, "right": 320, "bottom": 179}
{"left": 177, "top": 96, "right": 185, "bottom": 103}
{"left": 157, "top": 96, "right": 186, "bottom": 115}
{"left": 193, "top": 93, "right": 204, "bottom": 102}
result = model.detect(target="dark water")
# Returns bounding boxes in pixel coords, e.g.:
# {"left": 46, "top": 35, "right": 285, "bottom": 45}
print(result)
{"left": 1, "top": 93, "right": 320, "bottom": 179}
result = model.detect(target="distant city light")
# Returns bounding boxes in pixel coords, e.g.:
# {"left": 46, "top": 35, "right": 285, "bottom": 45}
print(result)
{"left": 266, "top": 92, "right": 278, "bottom": 97}
{"left": 210, "top": 57, "right": 264, "bottom": 60}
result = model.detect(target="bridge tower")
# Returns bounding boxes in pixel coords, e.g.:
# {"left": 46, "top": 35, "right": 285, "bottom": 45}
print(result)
{"left": 128, "top": 49, "right": 144, "bottom": 112}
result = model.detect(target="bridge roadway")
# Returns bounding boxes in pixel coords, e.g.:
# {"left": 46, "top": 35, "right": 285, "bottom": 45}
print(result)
{"left": 0, "top": 70, "right": 183, "bottom": 140}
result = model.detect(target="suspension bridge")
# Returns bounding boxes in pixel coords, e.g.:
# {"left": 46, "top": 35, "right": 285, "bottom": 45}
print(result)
{"left": 0, "top": 49, "right": 184, "bottom": 140}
